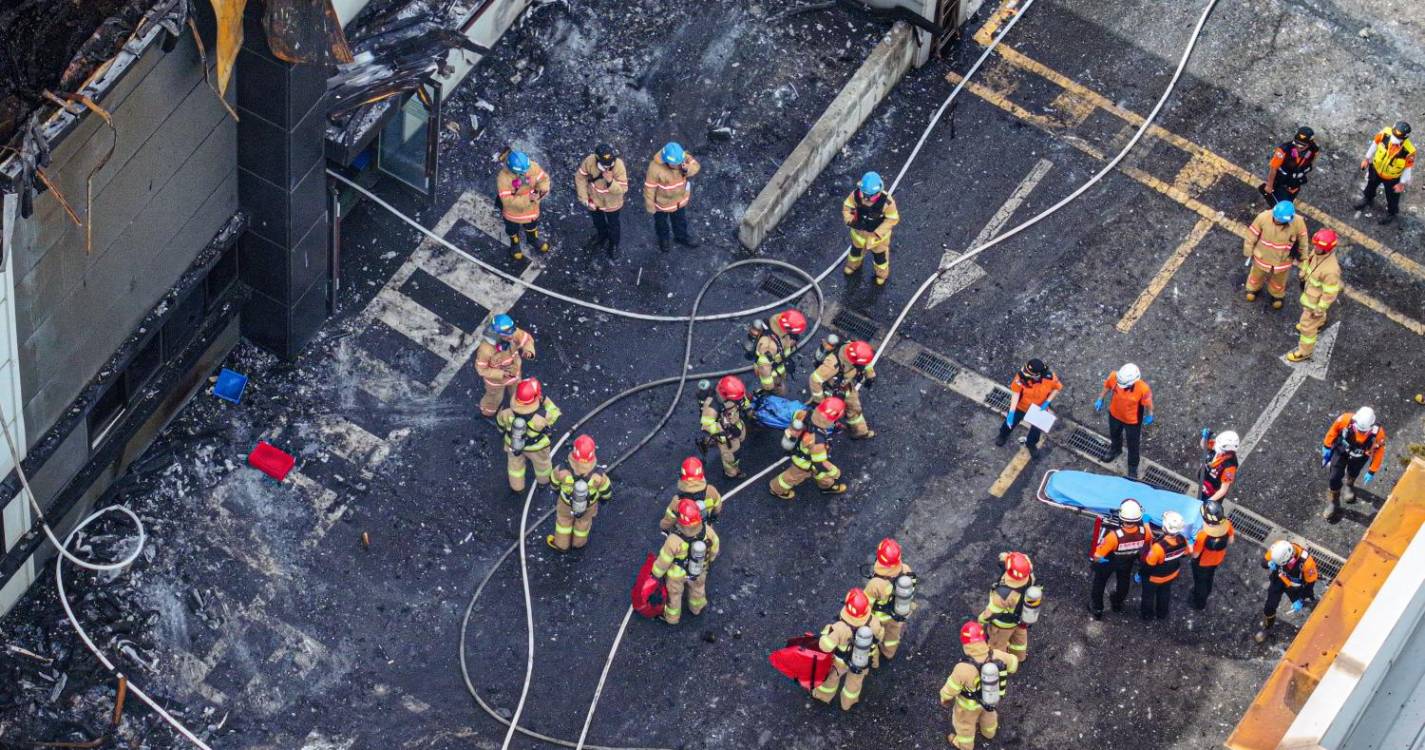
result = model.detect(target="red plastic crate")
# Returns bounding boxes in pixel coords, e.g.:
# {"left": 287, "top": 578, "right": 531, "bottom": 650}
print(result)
{"left": 248, "top": 441, "right": 295, "bottom": 481}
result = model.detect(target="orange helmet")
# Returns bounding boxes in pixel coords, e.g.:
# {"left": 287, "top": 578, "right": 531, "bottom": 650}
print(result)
{"left": 716, "top": 375, "right": 746, "bottom": 401}
{"left": 676, "top": 498, "right": 702, "bottom": 527}
{"left": 843, "top": 588, "right": 870, "bottom": 619}
{"left": 845, "top": 341, "right": 874, "bottom": 366}
{"left": 680, "top": 456, "right": 705, "bottom": 483}
{"left": 1003, "top": 551, "right": 1033, "bottom": 582}
{"left": 777, "top": 309, "right": 807, "bottom": 336}
{"left": 959, "top": 621, "right": 986, "bottom": 645}
{"left": 876, "top": 538, "right": 902, "bottom": 568}
{"left": 515, "top": 377, "right": 542, "bottom": 405}
{"left": 816, "top": 397, "right": 846, "bottom": 423}
{"left": 570, "top": 435, "right": 597, "bottom": 463}
{"left": 1312, "top": 228, "right": 1338, "bottom": 253}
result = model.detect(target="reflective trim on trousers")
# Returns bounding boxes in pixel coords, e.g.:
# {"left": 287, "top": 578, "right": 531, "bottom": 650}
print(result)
{"left": 573, "top": 528, "right": 591, "bottom": 538}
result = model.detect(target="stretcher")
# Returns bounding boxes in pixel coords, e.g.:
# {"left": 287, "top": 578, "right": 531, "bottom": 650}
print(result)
{"left": 750, "top": 393, "right": 806, "bottom": 430}
{"left": 1035, "top": 470, "right": 1205, "bottom": 555}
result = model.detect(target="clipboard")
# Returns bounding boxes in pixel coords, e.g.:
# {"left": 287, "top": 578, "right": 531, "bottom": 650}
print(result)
{"left": 1024, "top": 403, "right": 1057, "bottom": 433}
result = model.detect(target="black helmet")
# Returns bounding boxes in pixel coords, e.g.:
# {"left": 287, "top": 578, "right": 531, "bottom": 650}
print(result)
{"left": 1202, "top": 500, "right": 1225, "bottom": 524}
{"left": 1022, "top": 358, "right": 1048, "bottom": 379}
{"left": 1393, "top": 121, "right": 1412, "bottom": 139}
{"left": 1294, "top": 125, "right": 1314, "bottom": 143}
{"left": 594, "top": 142, "right": 617, "bottom": 165}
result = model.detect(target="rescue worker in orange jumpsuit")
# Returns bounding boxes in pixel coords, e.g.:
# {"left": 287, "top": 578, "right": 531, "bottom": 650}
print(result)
{"left": 660, "top": 457, "right": 723, "bottom": 531}
{"left": 473, "top": 313, "right": 536, "bottom": 417}
{"left": 1253, "top": 539, "right": 1319, "bottom": 643}
{"left": 1287, "top": 228, "right": 1344, "bottom": 363}
{"left": 842, "top": 171, "right": 900, "bottom": 285}
{"left": 649, "top": 499, "right": 719, "bottom": 626}
{"left": 809, "top": 339, "right": 877, "bottom": 439}
{"left": 496, "top": 149, "right": 551, "bottom": 260}
{"left": 996, "top": 358, "right": 1062, "bottom": 457}
{"left": 864, "top": 538, "right": 915, "bottom": 660}
{"left": 574, "top": 142, "right": 628, "bottom": 258}
{"left": 643, "top": 142, "right": 700, "bottom": 252}
{"left": 1260, "top": 126, "right": 1319, "bottom": 206}
{"left": 1094, "top": 363, "right": 1154, "bottom": 479}
{"left": 700, "top": 375, "right": 751, "bottom": 479}
{"left": 1139, "top": 510, "right": 1189, "bottom": 621}
{"left": 814, "top": 588, "right": 884, "bottom": 711}
{"left": 1089, "top": 498, "right": 1151, "bottom": 620}
{"left": 1189, "top": 500, "right": 1235, "bottom": 611}
{"left": 1354, "top": 121, "right": 1414, "bottom": 225}
{"left": 977, "top": 552, "right": 1037, "bottom": 662}
{"left": 546, "top": 435, "right": 612, "bottom": 552}
{"left": 495, "top": 378, "right": 561, "bottom": 493}
{"left": 769, "top": 397, "right": 847, "bottom": 499}
{"left": 1321, "top": 407, "right": 1387, "bottom": 521}
{"left": 1199, "top": 429, "right": 1240, "bottom": 501}
{"left": 750, "top": 309, "right": 807, "bottom": 395}
{"left": 1242, "top": 200, "right": 1310, "bottom": 308}
{"left": 940, "top": 622, "right": 1017, "bottom": 750}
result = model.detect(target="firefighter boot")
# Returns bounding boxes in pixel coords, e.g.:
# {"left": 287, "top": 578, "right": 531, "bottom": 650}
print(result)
{"left": 1323, "top": 489, "right": 1342, "bottom": 522}
{"left": 509, "top": 234, "right": 526, "bottom": 262}
{"left": 1253, "top": 615, "right": 1275, "bottom": 644}
{"left": 528, "top": 227, "right": 550, "bottom": 254}
{"left": 1344, "top": 479, "right": 1358, "bottom": 504}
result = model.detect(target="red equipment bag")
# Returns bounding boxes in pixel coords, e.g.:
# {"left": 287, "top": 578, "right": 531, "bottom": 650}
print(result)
{"left": 769, "top": 633, "right": 834, "bottom": 692}
{"left": 631, "top": 553, "right": 666, "bottom": 619}
{"left": 249, "top": 440, "right": 296, "bottom": 481}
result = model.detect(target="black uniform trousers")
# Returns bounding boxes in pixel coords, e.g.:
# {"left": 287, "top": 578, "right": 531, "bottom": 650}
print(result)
{"left": 653, "top": 207, "right": 691, "bottom": 242}
{"left": 589, "top": 209, "right": 622, "bottom": 247}
{"left": 1263, "top": 576, "right": 1314, "bottom": 617}
{"left": 1362, "top": 166, "right": 1402, "bottom": 215}
{"left": 996, "top": 408, "right": 1044, "bottom": 449}
{"left": 1328, "top": 452, "right": 1368, "bottom": 491}
{"left": 1090, "top": 558, "right": 1134, "bottom": 614}
{"left": 1107, "top": 416, "right": 1142, "bottom": 474}
{"left": 1189, "top": 561, "right": 1218, "bottom": 610}
{"left": 1141, "top": 577, "right": 1175, "bottom": 620}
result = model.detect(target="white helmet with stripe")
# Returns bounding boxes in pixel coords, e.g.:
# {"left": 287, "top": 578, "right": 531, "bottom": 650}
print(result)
{"left": 1116, "top": 363, "right": 1141, "bottom": 388}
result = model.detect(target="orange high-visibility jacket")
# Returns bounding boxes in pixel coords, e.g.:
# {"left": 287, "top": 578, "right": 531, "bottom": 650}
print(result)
{"left": 1323, "top": 412, "right": 1386, "bottom": 473}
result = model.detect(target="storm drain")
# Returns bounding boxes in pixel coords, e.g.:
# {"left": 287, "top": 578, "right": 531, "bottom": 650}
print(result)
{"left": 911, "top": 350, "right": 960, "bottom": 384}
{"left": 831, "top": 309, "right": 880, "bottom": 342}
{"left": 1226, "top": 505, "right": 1344, "bottom": 582}
{"left": 1311, "top": 549, "right": 1344, "bottom": 582}
{"left": 760, "top": 273, "right": 804, "bottom": 301}
{"left": 983, "top": 388, "right": 1012, "bottom": 412}
{"left": 1068, "top": 427, "right": 1112, "bottom": 459}
{"left": 1228, "top": 507, "right": 1272, "bottom": 544}
{"left": 1142, "top": 464, "right": 1190, "bottom": 493}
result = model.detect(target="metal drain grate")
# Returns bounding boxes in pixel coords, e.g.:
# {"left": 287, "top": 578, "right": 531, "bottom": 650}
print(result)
{"left": 1068, "top": 427, "right": 1112, "bottom": 459}
{"left": 831, "top": 309, "right": 880, "bottom": 342}
{"left": 912, "top": 350, "right": 960, "bottom": 383}
{"left": 760, "top": 273, "right": 803, "bottom": 300}
{"left": 1142, "top": 465, "right": 1189, "bottom": 493}
{"left": 1228, "top": 507, "right": 1272, "bottom": 545}
{"left": 984, "top": 388, "right": 1012, "bottom": 412}
{"left": 1311, "top": 549, "right": 1344, "bottom": 582}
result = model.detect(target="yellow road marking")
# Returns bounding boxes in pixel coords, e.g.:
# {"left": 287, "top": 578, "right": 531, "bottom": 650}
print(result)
{"left": 989, "top": 447, "right": 1032, "bottom": 498}
{"left": 1342, "top": 288, "right": 1425, "bottom": 336}
{"left": 1170, "top": 152, "right": 1226, "bottom": 199}
{"left": 1048, "top": 89, "right": 1099, "bottom": 129}
{"left": 975, "top": 0, "right": 1021, "bottom": 45}
{"left": 1116, "top": 216, "right": 1215, "bottom": 333}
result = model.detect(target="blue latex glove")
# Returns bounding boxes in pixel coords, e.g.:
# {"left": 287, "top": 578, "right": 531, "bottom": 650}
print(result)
{"left": 1042, "top": 402, "right": 1054, "bottom": 412}
{"left": 1144, "top": 414, "right": 1155, "bottom": 426}
{"left": 1201, "top": 427, "right": 1211, "bottom": 441}
{"left": 1364, "top": 471, "right": 1375, "bottom": 484}
{"left": 1290, "top": 600, "right": 1304, "bottom": 614}
{"left": 1093, "top": 556, "right": 1110, "bottom": 565}
{"left": 1268, "top": 562, "right": 1279, "bottom": 572}
{"left": 1133, "top": 572, "right": 1142, "bottom": 584}
{"left": 1094, "top": 398, "right": 1105, "bottom": 413}
{"left": 1321, "top": 447, "right": 1333, "bottom": 464}
{"left": 1005, "top": 412, "right": 1016, "bottom": 428}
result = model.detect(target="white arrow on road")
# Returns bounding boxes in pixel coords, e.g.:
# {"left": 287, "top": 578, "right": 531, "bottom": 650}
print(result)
{"left": 1238, "top": 322, "right": 1340, "bottom": 462}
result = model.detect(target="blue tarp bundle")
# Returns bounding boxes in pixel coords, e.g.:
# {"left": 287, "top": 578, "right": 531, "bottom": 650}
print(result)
{"left": 1042, "top": 470, "right": 1205, "bottom": 538}
{"left": 751, "top": 394, "right": 806, "bottom": 430}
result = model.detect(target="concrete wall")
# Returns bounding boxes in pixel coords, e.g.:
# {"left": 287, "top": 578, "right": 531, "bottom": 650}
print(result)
{"left": 6, "top": 30, "right": 238, "bottom": 444}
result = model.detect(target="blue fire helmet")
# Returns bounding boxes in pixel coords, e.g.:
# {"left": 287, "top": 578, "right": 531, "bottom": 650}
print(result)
{"left": 661, "top": 142, "right": 685, "bottom": 166}
{"left": 489, "top": 313, "right": 515, "bottom": 337}
{"left": 1272, "top": 200, "right": 1295, "bottom": 224}
{"left": 859, "top": 171, "right": 884, "bottom": 196}
{"left": 506, "top": 150, "right": 530, "bottom": 175}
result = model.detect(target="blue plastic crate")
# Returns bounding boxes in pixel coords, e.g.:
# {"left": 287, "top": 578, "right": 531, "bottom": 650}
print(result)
{"left": 212, "top": 368, "right": 248, "bottom": 404}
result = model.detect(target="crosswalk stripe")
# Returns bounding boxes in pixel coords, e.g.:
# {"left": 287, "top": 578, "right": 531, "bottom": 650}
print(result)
{"left": 372, "top": 286, "right": 470, "bottom": 361}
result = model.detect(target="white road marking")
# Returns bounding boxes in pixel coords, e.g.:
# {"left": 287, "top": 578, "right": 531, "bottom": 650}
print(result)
{"left": 1238, "top": 322, "right": 1340, "bottom": 462}
{"left": 373, "top": 287, "right": 471, "bottom": 360}
{"left": 343, "top": 343, "right": 431, "bottom": 404}
{"left": 926, "top": 158, "right": 1053, "bottom": 308}
{"left": 314, "top": 415, "right": 392, "bottom": 467}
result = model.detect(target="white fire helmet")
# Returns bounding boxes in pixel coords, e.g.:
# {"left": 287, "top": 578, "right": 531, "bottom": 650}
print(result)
{"left": 1268, "top": 540, "right": 1295, "bottom": 566}
{"left": 1119, "top": 499, "right": 1143, "bottom": 523}
{"left": 1162, "top": 511, "right": 1185, "bottom": 535}
{"left": 1352, "top": 407, "right": 1376, "bottom": 432}
{"left": 1116, "top": 363, "right": 1141, "bottom": 388}
{"left": 1214, "top": 430, "right": 1240, "bottom": 454}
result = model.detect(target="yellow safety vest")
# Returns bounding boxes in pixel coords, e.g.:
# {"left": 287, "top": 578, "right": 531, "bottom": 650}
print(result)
{"left": 1372, "top": 129, "right": 1416, "bottom": 179}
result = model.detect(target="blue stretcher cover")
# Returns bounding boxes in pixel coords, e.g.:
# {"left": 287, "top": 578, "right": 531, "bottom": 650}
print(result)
{"left": 1039, "top": 470, "right": 1205, "bottom": 538}
{"left": 751, "top": 394, "right": 806, "bottom": 430}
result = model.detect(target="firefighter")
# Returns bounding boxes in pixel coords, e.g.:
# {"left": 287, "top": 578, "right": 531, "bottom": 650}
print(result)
{"left": 769, "top": 397, "right": 848, "bottom": 500}
{"left": 864, "top": 538, "right": 915, "bottom": 660}
{"left": 574, "top": 142, "right": 628, "bottom": 258}
{"left": 977, "top": 551, "right": 1039, "bottom": 662}
{"left": 1199, "top": 429, "right": 1240, "bottom": 502}
{"left": 495, "top": 378, "right": 561, "bottom": 493}
{"left": 1253, "top": 539, "right": 1319, "bottom": 643}
{"left": 1354, "top": 121, "right": 1414, "bottom": 225}
{"left": 1242, "top": 200, "right": 1310, "bottom": 309}
{"left": 814, "top": 588, "right": 884, "bottom": 711}
{"left": 1287, "top": 228, "right": 1343, "bottom": 362}
{"left": 649, "top": 498, "right": 720, "bottom": 626}
{"left": 546, "top": 435, "right": 612, "bottom": 552}
{"left": 1094, "top": 363, "right": 1154, "bottom": 479}
{"left": 1189, "top": 500, "right": 1235, "bottom": 611}
{"left": 643, "top": 141, "right": 701, "bottom": 253}
{"left": 1321, "top": 407, "right": 1387, "bottom": 521}
{"left": 1260, "top": 126, "right": 1319, "bottom": 205}
{"left": 996, "top": 358, "right": 1062, "bottom": 457}
{"left": 700, "top": 375, "right": 751, "bottom": 479}
{"left": 940, "top": 622, "right": 1013, "bottom": 750}
{"left": 496, "top": 149, "right": 551, "bottom": 260}
{"left": 809, "top": 339, "right": 878, "bottom": 439}
{"left": 473, "top": 314, "right": 536, "bottom": 418}
{"left": 1089, "top": 498, "right": 1151, "bottom": 620}
{"left": 750, "top": 309, "right": 808, "bottom": 395}
{"left": 660, "top": 457, "right": 724, "bottom": 531}
{"left": 1138, "top": 510, "right": 1189, "bottom": 621}
{"left": 842, "top": 171, "right": 900, "bottom": 285}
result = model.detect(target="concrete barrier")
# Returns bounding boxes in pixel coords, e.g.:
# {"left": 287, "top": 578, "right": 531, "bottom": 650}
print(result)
{"left": 737, "top": 21, "right": 919, "bottom": 251}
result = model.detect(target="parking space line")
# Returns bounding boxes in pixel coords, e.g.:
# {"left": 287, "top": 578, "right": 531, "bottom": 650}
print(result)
{"left": 989, "top": 447, "right": 1032, "bottom": 497}
{"left": 1116, "top": 216, "right": 1214, "bottom": 333}
{"left": 928, "top": 158, "right": 1052, "bottom": 308}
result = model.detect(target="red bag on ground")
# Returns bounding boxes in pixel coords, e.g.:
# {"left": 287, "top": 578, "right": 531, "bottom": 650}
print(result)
{"left": 632, "top": 553, "right": 666, "bottom": 619}
{"left": 249, "top": 440, "right": 295, "bottom": 481}
{"left": 769, "top": 633, "right": 834, "bottom": 692}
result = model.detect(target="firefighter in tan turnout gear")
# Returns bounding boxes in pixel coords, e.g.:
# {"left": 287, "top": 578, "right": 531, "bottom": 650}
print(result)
{"left": 814, "top": 588, "right": 884, "bottom": 711}
{"left": 769, "top": 397, "right": 848, "bottom": 499}
{"left": 749, "top": 309, "right": 807, "bottom": 395}
{"left": 940, "top": 621, "right": 1018, "bottom": 750}
{"left": 495, "top": 378, "right": 561, "bottom": 493}
{"left": 496, "top": 149, "right": 552, "bottom": 260}
{"left": 660, "top": 457, "right": 723, "bottom": 531}
{"left": 699, "top": 375, "right": 751, "bottom": 479}
{"left": 864, "top": 538, "right": 915, "bottom": 660}
{"left": 574, "top": 142, "right": 629, "bottom": 258}
{"left": 842, "top": 171, "right": 900, "bottom": 285}
{"left": 473, "top": 314, "right": 535, "bottom": 417}
{"left": 643, "top": 142, "right": 701, "bottom": 252}
{"left": 649, "top": 499, "right": 719, "bottom": 625}
{"left": 546, "top": 435, "right": 612, "bottom": 551}
{"left": 809, "top": 339, "right": 878, "bottom": 439}
{"left": 1243, "top": 199, "right": 1310, "bottom": 309}
{"left": 1286, "top": 228, "right": 1343, "bottom": 362}
{"left": 977, "top": 551, "right": 1042, "bottom": 662}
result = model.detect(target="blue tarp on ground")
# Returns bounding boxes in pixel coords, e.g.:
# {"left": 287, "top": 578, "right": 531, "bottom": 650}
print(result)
{"left": 752, "top": 394, "right": 806, "bottom": 430}
{"left": 1043, "top": 470, "right": 1205, "bottom": 537}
